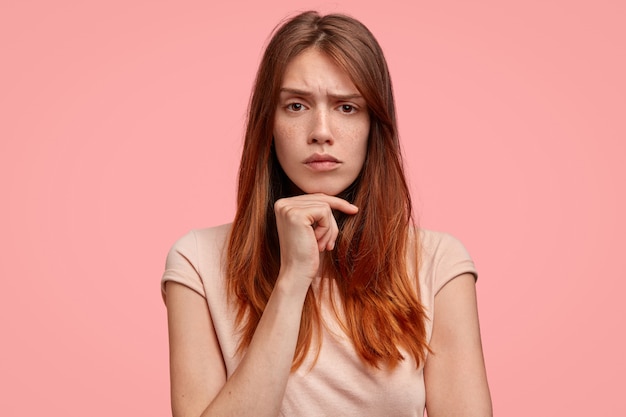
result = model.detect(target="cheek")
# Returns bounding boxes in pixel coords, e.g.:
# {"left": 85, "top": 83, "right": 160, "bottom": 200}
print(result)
{"left": 273, "top": 116, "right": 299, "bottom": 145}
{"left": 273, "top": 126, "right": 295, "bottom": 167}
{"left": 355, "top": 123, "right": 370, "bottom": 170}
{"left": 354, "top": 121, "right": 370, "bottom": 156}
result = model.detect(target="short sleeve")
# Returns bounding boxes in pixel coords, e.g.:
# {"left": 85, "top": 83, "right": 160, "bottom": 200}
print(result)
{"left": 432, "top": 233, "right": 478, "bottom": 295}
{"left": 161, "top": 230, "right": 207, "bottom": 301}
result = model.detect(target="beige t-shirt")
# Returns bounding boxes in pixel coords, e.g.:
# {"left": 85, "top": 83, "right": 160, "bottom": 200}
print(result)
{"left": 161, "top": 224, "right": 477, "bottom": 416}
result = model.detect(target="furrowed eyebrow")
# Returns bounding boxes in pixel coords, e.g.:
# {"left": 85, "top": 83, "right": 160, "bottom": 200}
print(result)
{"left": 279, "top": 87, "right": 364, "bottom": 101}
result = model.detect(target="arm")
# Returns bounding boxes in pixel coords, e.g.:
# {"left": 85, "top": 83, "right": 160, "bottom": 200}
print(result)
{"left": 165, "top": 194, "right": 358, "bottom": 417}
{"left": 424, "top": 273, "right": 493, "bottom": 417}
{"left": 166, "top": 273, "right": 310, "bottom": 417}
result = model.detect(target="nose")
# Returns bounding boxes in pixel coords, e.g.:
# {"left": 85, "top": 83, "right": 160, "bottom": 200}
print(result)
{"left": 308, "top": 109, "right": 334, "bottom": 144}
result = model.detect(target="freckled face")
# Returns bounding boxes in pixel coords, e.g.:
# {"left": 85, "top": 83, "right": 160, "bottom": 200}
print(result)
{"left": 273, "top": 48, "right": 370, "bottom": 196}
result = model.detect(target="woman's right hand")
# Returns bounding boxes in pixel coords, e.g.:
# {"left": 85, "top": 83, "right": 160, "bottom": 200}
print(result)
{"left": 274, "top": 193, "right": 358, "bottom": 282}
{"left": 166, "top": 194, "right": 358, "bottom": 417}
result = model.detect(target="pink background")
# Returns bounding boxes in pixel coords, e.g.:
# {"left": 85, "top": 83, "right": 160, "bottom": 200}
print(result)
{"left": 1, "top": 0, "right": 624, "bottom": 415}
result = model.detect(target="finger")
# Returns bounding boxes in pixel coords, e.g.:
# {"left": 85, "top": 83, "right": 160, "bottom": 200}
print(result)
{"left": 295, "top": 193, "right": 359, "bottom": 215}
{"left": 316, "top": 194, "right": 359, "bottom": 215}
{"left": 312, "top": 208, "right": 338, "bottom": 251}
{"left": 325, "top": 226, "right": 337, "bottom": 251}
{"left": 274, "top": 195, "right": 352, "bottom": 253}
{"left": 318, "top": 227, "right": 335, "bottom": 252}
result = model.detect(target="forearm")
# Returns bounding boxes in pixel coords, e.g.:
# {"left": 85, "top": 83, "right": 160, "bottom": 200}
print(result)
{"left": 198, "top": 273, "right": 310, "bottom": 417}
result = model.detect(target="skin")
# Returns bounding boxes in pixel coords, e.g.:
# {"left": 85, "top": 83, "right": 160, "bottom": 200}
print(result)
{"left": 424, "top": 274, "right": 493, "bottom": 416}
{"left": 273, "top": 48, "right": 370, "bottom": 197}
{"left": 165, "top": 47, "right": 492, "bottom": 416}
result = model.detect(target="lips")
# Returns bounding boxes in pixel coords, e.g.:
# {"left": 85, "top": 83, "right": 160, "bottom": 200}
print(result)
{"left": 303, "top": 153, "right": 340, "bottom": 164}
{"left": 303, "top": 153, "right": 341, "bottom": 171}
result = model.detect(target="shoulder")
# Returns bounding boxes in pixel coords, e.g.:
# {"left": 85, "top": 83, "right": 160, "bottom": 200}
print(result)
{"left": 416, "top": 228, "right": 477, "bottom": 295}
{"left": 418, "top": 229, "right": 472, "bottom": 261}
{"left": 167, "top": 223, "right": 232, "bottom": 258}
{"left": 196, "top": 223, "right": 231, "bottom": 250}
{"left": 162, "top": 223, "right": 232, "bottom": 299}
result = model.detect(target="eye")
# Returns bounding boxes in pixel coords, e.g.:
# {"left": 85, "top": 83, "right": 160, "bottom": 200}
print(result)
{"left": 339, "top": 104, "right": 356, "bottom": 113}
{"left": 286, "top": 102, "right": 305, "bottom": 112}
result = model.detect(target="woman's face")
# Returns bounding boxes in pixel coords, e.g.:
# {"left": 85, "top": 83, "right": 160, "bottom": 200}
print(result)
{"left": 273, "top": 48, "right": 370, "bottom": 196}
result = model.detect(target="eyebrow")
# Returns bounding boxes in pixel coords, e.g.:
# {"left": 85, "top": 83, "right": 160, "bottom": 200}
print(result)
{"left": 279, "top": 87, "right": 364, "bottom": 101}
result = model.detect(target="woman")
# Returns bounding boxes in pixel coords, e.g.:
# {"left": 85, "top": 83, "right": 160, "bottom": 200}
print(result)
{"left": 162, "top": 11, "right": 492, "bottom": 417}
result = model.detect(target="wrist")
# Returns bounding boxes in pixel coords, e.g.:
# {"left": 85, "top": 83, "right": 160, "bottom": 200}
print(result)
{"left": 275, "top": 268, "right": 314, "bottom": 299}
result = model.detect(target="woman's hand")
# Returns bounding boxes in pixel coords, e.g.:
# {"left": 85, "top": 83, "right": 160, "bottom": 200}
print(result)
{"left": 274, "top": 193, "right": 358, "bottom": 281}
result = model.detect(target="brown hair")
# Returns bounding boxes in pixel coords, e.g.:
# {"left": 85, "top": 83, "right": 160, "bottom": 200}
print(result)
{"left": 226, "top": 11, "right": 429, "bottom": 369}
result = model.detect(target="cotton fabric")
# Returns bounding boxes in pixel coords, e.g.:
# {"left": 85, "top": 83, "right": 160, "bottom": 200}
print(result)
{"left": 162, "top": 224, "right": 477, "bottom": 416}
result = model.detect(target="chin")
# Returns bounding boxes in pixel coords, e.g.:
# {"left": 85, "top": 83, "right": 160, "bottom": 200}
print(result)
{"left": 298, "top": 184, "right": 349, "bottom": 196}
{"left": 286, "top": 173, "right": 358, "bottom": 197}
{"left": 291, "top": 176, "right": 360, "bottom": 198}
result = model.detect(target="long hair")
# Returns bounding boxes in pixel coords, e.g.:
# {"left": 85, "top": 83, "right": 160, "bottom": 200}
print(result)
{"left": 226, "top": 11, "right": 429, "bottom": 369}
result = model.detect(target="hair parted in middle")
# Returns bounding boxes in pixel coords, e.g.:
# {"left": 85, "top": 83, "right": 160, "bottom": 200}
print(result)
{"left": 226, "top": 10, "right": 430, "bottom": 370}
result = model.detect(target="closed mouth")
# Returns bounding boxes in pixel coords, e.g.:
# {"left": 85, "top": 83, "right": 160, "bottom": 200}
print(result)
{"left": 304, "top": 153, "right": 340, "bottom": 164}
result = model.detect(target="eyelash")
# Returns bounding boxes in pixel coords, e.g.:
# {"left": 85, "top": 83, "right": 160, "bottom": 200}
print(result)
{"left": 340, "top": 104, "right": 356, "bottom": 113}
{"left": 286, "top": 103, "right": 305, "bottom": 112}
{"left": 285, "top": 102, "right": 358, "bottom": 113}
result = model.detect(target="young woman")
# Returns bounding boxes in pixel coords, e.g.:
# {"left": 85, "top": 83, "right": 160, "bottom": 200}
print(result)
{"left": 162, "top": 11, "right": 492, "bottom": 417}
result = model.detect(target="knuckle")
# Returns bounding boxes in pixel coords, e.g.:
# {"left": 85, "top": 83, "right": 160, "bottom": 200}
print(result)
{"left": 274, "top": 198, "right": 287, "bottom": 212}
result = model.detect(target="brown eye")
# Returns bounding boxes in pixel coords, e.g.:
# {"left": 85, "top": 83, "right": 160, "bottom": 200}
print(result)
{"left": 340, "top": 104, "right": 355, "bottom": 113}
{"left": 287, "top": 103, "right": 304, "bottom": 111}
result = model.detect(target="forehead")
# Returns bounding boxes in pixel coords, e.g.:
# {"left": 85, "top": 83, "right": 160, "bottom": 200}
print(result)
{"left": 281, "top": 48, "right": 358, "bottom": 93}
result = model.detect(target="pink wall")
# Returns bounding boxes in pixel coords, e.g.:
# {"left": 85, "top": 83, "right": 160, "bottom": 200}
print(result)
{"left": 1, "top": 0, "right": 624, "bottom": 415}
